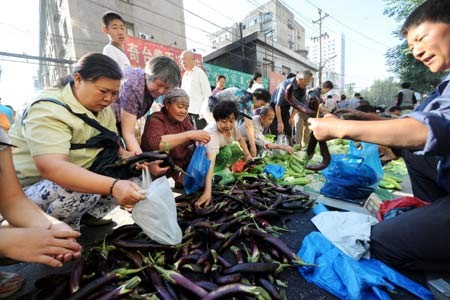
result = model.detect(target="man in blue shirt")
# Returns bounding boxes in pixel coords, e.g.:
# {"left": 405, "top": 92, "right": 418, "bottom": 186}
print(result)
{"left": 269, "top": 70, "right": 313, "bottom": 145}
{"left": 308, "top": 0, "right": 450, "bottom": 272}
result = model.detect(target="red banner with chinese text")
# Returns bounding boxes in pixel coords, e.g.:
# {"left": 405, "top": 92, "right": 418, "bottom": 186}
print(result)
{"left": 123, "top": 36, "right": 203, "bottom": 69}
{"left": 269, "top": 71, "right": 286, "bottom": 94}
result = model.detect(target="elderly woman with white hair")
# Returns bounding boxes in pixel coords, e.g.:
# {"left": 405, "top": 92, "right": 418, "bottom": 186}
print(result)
{"left": 141, "top": 87, "right": 210, "bottom": 186}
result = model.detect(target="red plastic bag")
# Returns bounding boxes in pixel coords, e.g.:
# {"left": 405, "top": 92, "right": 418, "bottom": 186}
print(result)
{"left": 377, "top": 196, "right": 430, "bottom": 221}
{"left": 231, "top": 159, "right": 246, "bottom": 173}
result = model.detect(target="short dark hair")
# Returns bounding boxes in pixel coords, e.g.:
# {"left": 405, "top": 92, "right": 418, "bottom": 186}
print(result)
{"left": 56, "top": 53, "right": 123, "bottom": 87}
{"left": 401, "top": 0, "right": 450, "bottom": 36}
{"left": 322, "top": 80, "right": 334, "bottom": 90}
{"left": 401, "top": 82, "right": 411, "bottom": 89}
{"left": 341, "top": 94, "right": 347, "bottom": 100}
{"left": 216, "top": 75, "right": 226, "bottom": 81}
{"left": 286, "top": 72, "right": 296, "bottom": 79}
{"left": 252, "top": 88, "right": 271, "bottom": 103}
{"left": 212, "top": 100, "right": 239, "bottom": 121}
{"left": 354, "top": 92, "right": 361, "bottom": 97}
{"left": 102, "top": 12, "right": 124, "bottom": 27}
{"left": 259, "top": 106, "right": 274, "bottom": 117}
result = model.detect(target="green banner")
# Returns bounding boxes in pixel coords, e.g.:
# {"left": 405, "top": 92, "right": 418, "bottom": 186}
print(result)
{"left": 203, "top": 63, "right": 268, "bottom": 90}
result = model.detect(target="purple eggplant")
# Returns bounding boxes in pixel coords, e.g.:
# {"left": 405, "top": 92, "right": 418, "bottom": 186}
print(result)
{"left": 67, "top": 267, "right": 146, "bottom": 300}
{"left": 243, "top": 228, "right": 311, "bottom": 266}
{"left": 257, "top": 277, "right": 282, "bottom": 300}
{"left": 69, "top": 258, "right": 84, "bottom": 294}
{"left": 200, "top": 283, "right": 271, "bottom": 300}
{"left": 95, "top": 276, "right": 141, "bottom": 300}
{"left": 223, "top": 262, "right": 279, "bottom": 275}
{"left": 152, "top": 264, "right": 208, "bottom": 298}
{"left": 145, "top": 266, "right": 176, "bottom": 300}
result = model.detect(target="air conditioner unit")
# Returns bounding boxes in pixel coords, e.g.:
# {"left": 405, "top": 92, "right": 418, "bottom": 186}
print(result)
{"left": 139, "top": 32, "right": 152, "bottom": 40}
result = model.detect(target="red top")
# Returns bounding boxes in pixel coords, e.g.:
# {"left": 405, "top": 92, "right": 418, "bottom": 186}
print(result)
{"left": 141, "top": 109, "right": 195, "bottom": 181}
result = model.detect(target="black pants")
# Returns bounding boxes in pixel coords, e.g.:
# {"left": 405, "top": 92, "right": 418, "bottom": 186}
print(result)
{"left": 371, "top": 151, "right": 450, "bottom": 272}
{"left": 269, "top": 106, "right": 293, "bottom": 143}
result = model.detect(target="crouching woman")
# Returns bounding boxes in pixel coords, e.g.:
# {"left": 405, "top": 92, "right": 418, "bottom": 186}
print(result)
{"left": 9, "top": 53, "right": 167, "bottom": 230}
{"left": 141, "top": 87, "right": 210, "bottom": 187}
{"left": 196, "top": 100, "right": 252, "bottom": 207}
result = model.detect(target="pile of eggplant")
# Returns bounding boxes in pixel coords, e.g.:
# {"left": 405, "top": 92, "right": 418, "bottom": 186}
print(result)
{"left": 33, "top": 176, "right": 314, "bottom": 300}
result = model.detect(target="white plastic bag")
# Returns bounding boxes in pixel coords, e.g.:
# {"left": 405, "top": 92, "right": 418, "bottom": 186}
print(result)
{"left": 272, "top": 134, "right": 289, "bottom": 155}
{"left": 131, "top": 168, "right": 182, "bottom": 245}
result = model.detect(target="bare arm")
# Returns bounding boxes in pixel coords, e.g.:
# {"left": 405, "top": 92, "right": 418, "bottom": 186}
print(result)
{"left": 244, "top": 118, "right": 257, "bottom": 157}
{"left": 0, "top": 148, "right": 54, "bottom": 228}
{"left": 308, "top": 115, "right": 428, "bottom": 149}
{"left": 0, "top": 148, "right": 81, "bottom": 267}
{"left": 238, "top": 137, "right": 253, "bottom": 160}
{"left": 275, "top": 104, "right": 284, "bottom": 134}
{"left": 34, "top": 154, "right": 146, "bottom": 207}
{"left": 159, "top": 130, "right": 210, "bottom": 152}
{"left": 195, "top": 151, "right": 217, "bottom": 208}
{"left": 121, "top": 109, "right": 142, "bottom": 155}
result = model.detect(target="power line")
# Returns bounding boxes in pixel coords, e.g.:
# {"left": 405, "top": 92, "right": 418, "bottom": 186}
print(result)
{"left": 301, "top": 0, "right": 391, "bottom": 48}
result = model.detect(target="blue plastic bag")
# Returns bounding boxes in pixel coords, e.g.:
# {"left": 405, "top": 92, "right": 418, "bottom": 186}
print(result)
{"left": 298, "top": 232, "right": 433, "bottom": 300}
{"left": 320, "top": 142, "right": 384, "bottom": 200}
{"left": 184, "top": 145, "right": 211, "bottom": 194}
{"left": 263, "top": 164, "right": 285, "bottom": 179}
{"left": 349, "top": 141, "right": 384, "bottom": 183}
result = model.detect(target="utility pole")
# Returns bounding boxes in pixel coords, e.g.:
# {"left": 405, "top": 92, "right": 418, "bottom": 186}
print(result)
{"left": 312, "top": 9, "right": 329, "bottom": 85}
{"left": 239, "top": 22, "right": 246, "bottom": 72}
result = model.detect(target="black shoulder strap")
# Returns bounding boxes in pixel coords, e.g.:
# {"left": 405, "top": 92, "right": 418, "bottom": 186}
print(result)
{"left": 21, "top": 97, "right": 113, "bottom": 135}
{"left": 21, "top": 97, "right": 118, "bottom": 150}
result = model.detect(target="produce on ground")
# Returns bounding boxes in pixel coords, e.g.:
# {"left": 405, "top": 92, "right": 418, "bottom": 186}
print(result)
{"left": 31, "top": 176, "right": 313, "bottom": 299}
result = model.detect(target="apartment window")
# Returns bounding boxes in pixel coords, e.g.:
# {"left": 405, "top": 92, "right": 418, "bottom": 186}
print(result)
{"left": 288, "top": 34, "right": 293, "bottom": 49}
{"left": 263, "top": 12, "right": 272, "bottom": 23}
{"left": 124, "top": 21, "right": 135, "bottom": 36}
{"left": 282, "top": 65, "right": 291, "bottom": 75}
{"left": 287, "top": 18, "right": 293, "bottom": 29}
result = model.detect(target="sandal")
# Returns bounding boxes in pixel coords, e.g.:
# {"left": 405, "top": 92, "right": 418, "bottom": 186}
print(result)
{"left": 0, "top": 271, "right": 24, "bottom": 299}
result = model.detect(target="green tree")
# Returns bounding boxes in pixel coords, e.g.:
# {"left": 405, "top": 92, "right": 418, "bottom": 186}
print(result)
{"left": 383, "top": 0, "right": 445, "bottom": 94}
{"left": 359, "top": 77, "right": 399, "bottom": 108}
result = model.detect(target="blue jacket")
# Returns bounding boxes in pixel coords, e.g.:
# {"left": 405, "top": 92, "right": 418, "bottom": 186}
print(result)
{"left": 406, "top": 73, "right": 450, "bottom": 194}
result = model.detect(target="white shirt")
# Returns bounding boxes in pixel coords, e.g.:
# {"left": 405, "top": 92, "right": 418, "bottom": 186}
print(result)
{"left": 240, "top": 115, "right": 267, "bottom": 147}
{"left": 103, "top": 44, "right": 131, "bottom": 70}
{"left": 181, "top": 66, "right": 211, "bottom": 115}
{"left": 247, "top": 82, "right": 264, "bottom": 93}
{"left": 204, "top": 121, "right": 241, "bottom": 154}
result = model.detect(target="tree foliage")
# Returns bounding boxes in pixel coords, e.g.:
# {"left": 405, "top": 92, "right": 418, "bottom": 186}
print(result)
{"left": 383, "top": 0, "right": 445, "bottom": 94}
{"left": 360, "top": 77, "right": 399, "bottom": 108}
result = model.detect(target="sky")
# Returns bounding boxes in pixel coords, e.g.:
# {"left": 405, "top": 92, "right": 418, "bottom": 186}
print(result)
{"left": 0, "top": 0, "right": 402, "bottom": 110}
{"left": 184, "top": 0, "right": 403, "bottom": 90}
{"left": 0, "top": 0, "right": 39, "bottom": 111}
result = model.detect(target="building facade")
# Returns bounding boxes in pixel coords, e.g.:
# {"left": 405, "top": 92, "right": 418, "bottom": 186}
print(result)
{"left": 38, "top": 0, "right": 186, "bottom": 88}
{"left": 207, "top": 0, "right": 316, "bottom": 81}
{"left": 308, "top": 31, "right": 345, "bottom": 89}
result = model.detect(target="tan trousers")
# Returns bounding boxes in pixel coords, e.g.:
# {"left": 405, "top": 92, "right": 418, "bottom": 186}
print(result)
{"left": 296, "top": 118, "right": 310, "bottom": 149}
